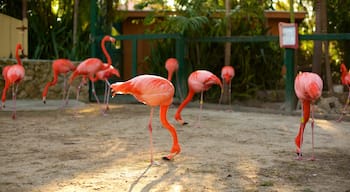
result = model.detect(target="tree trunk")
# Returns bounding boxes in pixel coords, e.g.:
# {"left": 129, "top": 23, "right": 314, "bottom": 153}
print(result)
{"left": 321, "top": 1, "right": 333, "bottom": 95}
{"left": 73, "top": 0, "right": 79, "bottom": 49}
{"left": 312, "top": 0, "right": 322, "bottom": 75}
{"left": 222, "top": 0, "right": 232, "bottom": 104}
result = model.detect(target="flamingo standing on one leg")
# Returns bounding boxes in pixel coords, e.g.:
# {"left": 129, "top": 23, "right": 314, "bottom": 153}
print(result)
{"left": 294, "top": 72, "right": 323, "bottom": 160}
{"left": 174, "top": 70, "right": 222, "bottom": 126}
{"left": 42, "top": 59, "right": 76, "bottom": 105}
{"left": 91, "top": 65, "right": 120, "bottom": 112}
{"left": 337, "top": 63, "right": 350, "bottom": 122}
{"left": 1, "top": 43, "right": 25, "bottom": 119}
{"left": 110, "top": 74, "right": 181, "bottom": 163}
{"left": 66, "top": 35, "right": 116, "bottom": 110}
{"left": 219, "top": 65, "right": 235, "bottom": 104}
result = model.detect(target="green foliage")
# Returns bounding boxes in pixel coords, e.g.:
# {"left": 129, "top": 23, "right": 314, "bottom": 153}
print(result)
{"left": 0, "top": 0, "right": 22, "bottom": 19}
{"left": 327, "top": 0, "right": 350, "bottom": 65}
{"left": 26, "top": 0, "right": 90, "bottom": 60}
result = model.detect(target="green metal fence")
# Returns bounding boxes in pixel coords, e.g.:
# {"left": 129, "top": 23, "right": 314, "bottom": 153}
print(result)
{"left": 90, "top": 33, "right": 350, "bottom": 112}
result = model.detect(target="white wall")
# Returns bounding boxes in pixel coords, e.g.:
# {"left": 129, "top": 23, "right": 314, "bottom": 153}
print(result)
{"left": 0, "top": 13, "right": 28, "bottom": 58}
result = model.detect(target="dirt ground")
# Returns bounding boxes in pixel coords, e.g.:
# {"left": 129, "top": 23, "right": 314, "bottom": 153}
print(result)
{"left": 1, "top": 100, "right": 350, "bottom": 192}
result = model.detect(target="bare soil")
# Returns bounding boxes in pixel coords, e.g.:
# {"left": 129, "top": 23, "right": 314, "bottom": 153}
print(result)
{"left": 1, "top": 101, "right": 350, "bottom": 192}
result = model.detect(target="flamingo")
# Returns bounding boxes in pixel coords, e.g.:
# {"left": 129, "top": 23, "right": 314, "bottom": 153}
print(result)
{"left": 337, "top": 63, "right": 350, "bottom": 121}
{"left": 165, "top": 57, "right": 184, "bottom": 100}
{"left": 66, "top": 35, "right": 116, "bottom": 109}
{"left": 219, "top": 65, "right": 235, "bottom": 104}
{"left": 111, "top": 75, "right": 181, "bottom": 163}
{"left": 42, "top": 59, "right": 76, "bottom": 105}
{"left": 165, "top": 58, "right": 178, "bottom": 81}
{"left": 174, "top": 70, "right": 222, "bottom": 126}
{"left": 91, "top": 64, "right": 120, "bottom": 112}
{"left": 1, "top": 43, "right": 25, "bottom": 119}
{"left": 294, "top": 71, "right": 323, "bottom": 160}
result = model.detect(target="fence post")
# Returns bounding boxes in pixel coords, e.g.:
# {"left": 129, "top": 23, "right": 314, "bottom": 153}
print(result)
{"left": 176, "top": 35, "right": 187, "bottom": 100}
{"left": 285, "top": 48, "right": 296, "bottom": 112}
{"left": 90, "top": 0, "right": 97, "bottom": 57}
{"left": 132, "top": 39, "right": 138, "bottom": 77}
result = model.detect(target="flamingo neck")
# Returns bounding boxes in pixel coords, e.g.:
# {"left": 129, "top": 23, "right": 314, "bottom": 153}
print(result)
{"left": 174, "top": 89, "right": 195, "bottom": 121}
{"left": 15, "top": 45, "right": 22, "bottom": 66}
{"left": 167, "top": 71, "right": 174, "bottom": 81}
{"left": 295, "top": 100, "right": 311, "bottom": 150}
{"left": 101, "top": 37, "right": 112, "bottom": 70}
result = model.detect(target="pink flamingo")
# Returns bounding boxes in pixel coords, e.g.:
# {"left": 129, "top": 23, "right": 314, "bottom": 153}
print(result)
{"left": 174, "top": 70, "right": 222, "bottom": 126}
{"left": 294, "top": 72, "right": 323, "bottom": 160}
{"left": 66, "top": 35, "right": 116, "bottom": 108}
{"left": 42, "top": 59, "right": 76, "bottom": 105}
{"left": 111, "top": 75, "right": 181, "bottom": 163}
{"left": 1, "top": 43, "right": 25, "bottom": 119}
{"left": 219, "top": 65, "right": 235, "bottom": 104}
{"left": 165, "top": 58, "right": 178, "bottom": 81}
{"left": 165, "top": 58, "right": 184, "bottom": 100}
{"left": 91, "top": 64, "right": 120, "bottom": 112}
{"left": 337, "top": 63, "right": 350, "bottom": 121}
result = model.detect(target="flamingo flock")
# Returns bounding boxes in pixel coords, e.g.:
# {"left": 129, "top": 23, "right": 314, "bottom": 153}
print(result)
{"left": 2, "top": 39, "right": 349, "bottom": 163}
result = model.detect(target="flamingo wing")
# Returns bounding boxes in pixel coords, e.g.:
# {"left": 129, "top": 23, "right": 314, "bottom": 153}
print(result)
{"left": 189, "top": 70, "right": 222, "bottom": 92}
{"left": 294, "top": 72, "right": 323, "bottom": 101}
{"left": 111, "top": 75, "right": 174, "bottom": 107}
{"left": 7, "top": 65, "right": 25, "bottom": 83}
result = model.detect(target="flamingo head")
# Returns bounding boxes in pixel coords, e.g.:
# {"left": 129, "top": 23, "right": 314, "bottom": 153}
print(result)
{"left": 165, "top": 58, "right": 179, "bottom": 73}
{"left": 204, "top": 74, "right": 223, "bottom": 92}
{"left": 111, "top": 67, "right": 121, "bottom": 78}
{"left": 110, "top": 82, "right": 128, "bottom": 97}
{"left": 340, "top": 63, "right": 347, "bottom": 73}
{"left": 16, "top": 43, "right": 23, "bottom": 51}
{"left": 102, "top": 35, "right": 116, "bottom": 44}
{"left": 109, "top": 36, "right": 116, "bottom": 43}
{"left": 221, "top": 66, "right": 235, "bottom": 84}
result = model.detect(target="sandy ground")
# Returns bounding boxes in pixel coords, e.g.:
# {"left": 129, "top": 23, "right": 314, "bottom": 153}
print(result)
{"left": 1, "top": 100, "right": 350, "bottom": 192}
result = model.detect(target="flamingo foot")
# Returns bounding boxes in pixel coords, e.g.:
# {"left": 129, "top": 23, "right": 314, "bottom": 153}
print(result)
{"left": 162, "top": 152, "right": 179, "bottom": 161}
{"left": 102, "top": 110, "right": 108, "bottom": 116}
{"left": 163, "top": 145, "right": 181, "bottom": 160}
{"left": 308, "top": 156, "right": 316, "bottom": 161}
{"left": 295, "top": 149, "right": 303, "bottom": 160}
{"left": 175, "top": 119, "right": 188, "bottom": 126}
{"left": 12, "top": 113, "right": 16, "bottom": 120}
{"left": 151, "top": 161, "right": 161, "bottom": 166}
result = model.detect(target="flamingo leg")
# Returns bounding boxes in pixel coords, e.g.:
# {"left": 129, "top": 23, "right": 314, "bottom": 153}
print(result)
{"left": 63, "top": 74, "right": 67, "bottom": 105}
{"left": 61, "top": 74, "right": 68, "bottom": 107}
{"left": 195, "top": 91, "right": 204, "bottom": 128}
{"left": 310, "top": 103, "right": 316, "bottom": 161}
{"left": 12, "top": 84, "right": 18, "bottom": 120}
{"left": 296, "top": 100, "right": 304, "bottom": 160}
{"left": 159, "top": 105, "right": 180, "bottom": 160}
{"left": 148, "top": 107, "right": 154, "bottom": 164}
{"left": 64, "top": 85, "right": 71, "bottom": 107}
{"left": 228, "top": 80, "right": 232, "bottom": 105}
{"left": 219, "top": 78, "right": 224, "bottom": 104}
{"left": 90, "top": 80, "right": 106, "bottom": 115}
{"left": 75, "top": 80, "right": 84, "bottom": 103}
{"left": 337, "top": 87, "right": 350, "bottom": 122}
{"left": 104, "top": 80, "right": 111, "bottom": 111}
